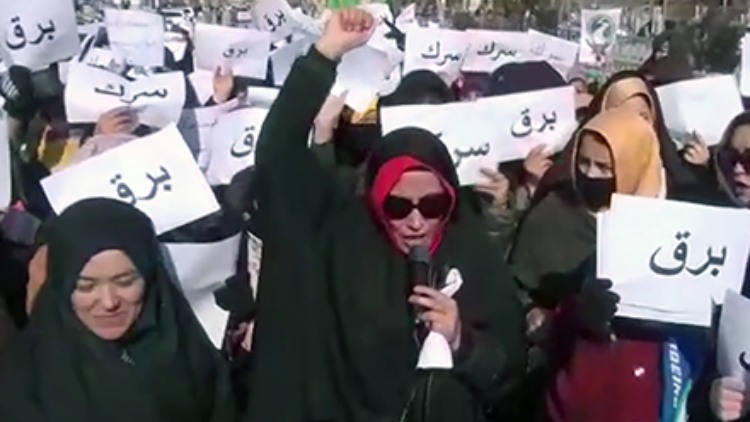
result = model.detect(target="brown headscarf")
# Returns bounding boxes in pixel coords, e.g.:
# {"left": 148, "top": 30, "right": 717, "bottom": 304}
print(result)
{"left": 571, "top": 108, "right": 664, "bottom": 199}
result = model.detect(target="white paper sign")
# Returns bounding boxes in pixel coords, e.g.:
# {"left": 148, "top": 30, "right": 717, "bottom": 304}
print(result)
{"left": 741, "top": 35, "right": 750, "bottom": 97}
{"left": 83, "top": 47, "right": 122, "bottom": 72}
{"left": 526, "top": 29, "right": 579, "bottom": 75}
{"left": 41, "top": 125, "right": 220, "bottom": 234}
{"left": 271, "top": 37, "right": 310, "bottom": 86}
{"left": 404, "top": 27, "right": 469, "bottom": 83}
{"left": 0, "top": 0, "right": 80, "bottom": 71}
{"left": 189, "top": 69, "right": 214, "bottom": 105}
{"left": 579, "top": 8, "right": 622, "bottom": 64}
{"left": 598, "top": 194, "right": 750, "bottom": 326}
{"left": 194, "top": 23, "right": 271, "bottom": 80}
{"left": 657, "top": 75, "right": 743, "bottom": 147}
{"left": 162, "top": 233, "right": 242, "bottom": 348}
{"left": 252, "top": 0, "right": 297, "bottom": 42}
{"left": 246, "top": 87, "right": 280, "bottom": 108}
{"left": 248, "top": 231, "right": 263, "bottom": 300}
{"left": 381, "top": 86, "right": 576, "bottom": 185}
{"left": 0, "top": 112, "right": 9, "bottom": 209}
{"left": 177, "top": 99, "right": 241, "bottom": 170}
{"left": 205, "top": 107, "right": 269, "bottom": 186}
{"left": 718, "top": 290, "right": 750, "bottom": 384}
{"left": 105, "top": 9, "right": 165, "bottom": 68}
{"left": 65, "top": 64, "right": 186, "bottom": 128}
{"left": 462, "top": 30, "right": 528, "bottom": 73}
{"left": 334, "top": 46, "right": 402, "bottom": 112}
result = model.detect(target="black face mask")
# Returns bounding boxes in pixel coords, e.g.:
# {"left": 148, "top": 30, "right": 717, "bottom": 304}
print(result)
{"left": 576, "top": 169, "right": 615, "bottom": 211}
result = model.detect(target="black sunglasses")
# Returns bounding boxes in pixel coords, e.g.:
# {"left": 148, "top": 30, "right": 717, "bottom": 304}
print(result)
{"left": 383, "top": 193, "right": 451, "bottom": 220}
{"left": 719, "top": 148, "right": 750, "bottom": 173}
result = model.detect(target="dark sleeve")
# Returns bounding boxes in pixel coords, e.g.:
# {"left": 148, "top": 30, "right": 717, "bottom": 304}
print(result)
{"left": 254, "top": 47, "right": 338, "bottom": 229}
{"left": 453, "top": 257, "right": 527, "bottom": 404}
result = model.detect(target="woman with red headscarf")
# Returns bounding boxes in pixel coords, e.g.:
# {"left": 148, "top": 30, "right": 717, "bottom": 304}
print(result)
{"left": 244, "top": 9, "right": 525, "bottom": 422}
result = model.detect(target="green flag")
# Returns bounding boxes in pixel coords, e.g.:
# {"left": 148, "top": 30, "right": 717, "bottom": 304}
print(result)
{"left": 327, "top": 0, "right": 361, "bottom": 9}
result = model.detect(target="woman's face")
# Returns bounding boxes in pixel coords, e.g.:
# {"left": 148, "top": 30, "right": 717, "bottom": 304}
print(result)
{"left": 617, "top": 95, "right": 653, "bottom": 124}
{"left": 386, "top": 170, "right": 447, "bottom": 254}
{"left": 577, "top": 133, "right": 614, "bottom": 178}
{"left": 727, "top": 125, "right": 750, "bottom": 205}
{"left": 71, "top": 250, "right": 145, "bottom": 341}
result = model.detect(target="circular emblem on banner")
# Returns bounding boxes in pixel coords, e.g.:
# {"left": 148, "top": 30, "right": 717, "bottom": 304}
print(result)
{"left": 586, "top": 14, "right": 616, "bottom": 49}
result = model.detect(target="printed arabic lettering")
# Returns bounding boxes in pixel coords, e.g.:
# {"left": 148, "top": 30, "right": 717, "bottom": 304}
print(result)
{"left": 491, "top": 47, "right": 515, "bottom": 61}
{"left": 263, "top": 10, "right": 286, "bottom": 33}
{"left": 421, "top": 41, "right": 440, "bottom": 60}
{"left": 510, "top": 109, "right": 558, "bottom": 138}
{"left": 511, "top": 109, "right": 533, "bottom": 137}
{"left": 477, "top": 42, "right": 495, "bottom": 56}
{"left": 436, "top": 53, "right": 461, "bottom": 66}
{"left": 120, "top": 89, "right": 168, "bottom": 105}
{"left": 453, "top": 143, "right": 490, "bottom": 168}
{"left": 5, "top": 16, "right": 57, "bottom": 50}
{"left": 95, "top": 83, "right": 126, "bottom": 97}
{"left": 111, "top": 167, "right": 173, "bottom": 206}
{"left": 223, "top": 47, "right": 249, "bottom": 59}
{"left": 230, "top": 126, "right": 257, "bottom": 158}
{"left": 648, "top": 231, "right": 728, "bottom": 277}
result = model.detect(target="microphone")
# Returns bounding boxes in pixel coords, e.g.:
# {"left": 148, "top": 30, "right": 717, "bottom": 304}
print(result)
{"left": 408, "top": 245, "right": 431, "bottom": 340}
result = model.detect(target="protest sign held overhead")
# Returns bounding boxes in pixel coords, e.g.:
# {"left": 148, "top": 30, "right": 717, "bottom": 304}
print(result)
{"left": 0, "top": 0, "right": 80, "bottom": 71}
{"left": 205, "top": 107, "right": 269, "bottom": 186}
{"left": 579, "top": 8, "right": 622, "bottom": 64}
{"left": 41, "top": 125, "right": 219, "bottom": 234}
{"left": 462, "top": 30, "right": 528, "bottom": 73}
{"left": 403, "top": 27, "right": 469, "bottom": 84}
{"left": 194, "top": 24, "right": 271, "bottom": 80}
{"left": 104, "top": 9, "right": 165, "bottom": 68}
{"left": 252, "top": 0, "right": 298, "bottom": 42}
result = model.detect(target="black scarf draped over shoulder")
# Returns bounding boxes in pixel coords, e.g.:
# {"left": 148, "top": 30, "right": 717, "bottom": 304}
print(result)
{"left": 247, "top": 48, "right": 525, "bottom": 422}
{"left": 0, "top": 198, "right": 236, "bottom": 422}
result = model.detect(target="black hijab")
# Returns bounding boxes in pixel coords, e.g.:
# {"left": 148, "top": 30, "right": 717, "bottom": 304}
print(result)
{"left": 380, "top": 70, "right": 456, "bottom": 106}
{"left": 486, "top": 61, "right": 565, "bottom": 97}
{"left": 0, "top": 198, "right": 236, "bottom": 422}
{"left": 714, "top": 111, "right": 750, "bottom": 208}
{"left": 311, "top": 128, "right": 524, "bottom": 421}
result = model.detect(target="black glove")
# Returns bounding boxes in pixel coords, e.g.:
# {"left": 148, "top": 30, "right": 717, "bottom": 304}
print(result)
{"left": 213, "top": 273, "right": 255, "bottom": 322}
{"left": 575, "top": 278, "right": 620, "bottom": 340}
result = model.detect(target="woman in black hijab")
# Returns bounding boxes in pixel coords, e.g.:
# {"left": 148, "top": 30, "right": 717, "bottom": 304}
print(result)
{"left": 245, "top": 10, "right": 525, "bottom": 422}
{"left": 0, "top": 198, "right": 237, "bottom": 422}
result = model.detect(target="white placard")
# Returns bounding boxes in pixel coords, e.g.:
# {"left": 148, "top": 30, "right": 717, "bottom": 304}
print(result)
{"left": 246, "top": 87, "right": 280, "bottom": 108}
{"left": 252, "top": 0, "right": 297, "bottom": 42}
{"left": 177, "top": 99, "right": 241, "bottom": 170}
{"left": 0, "top": 0, "right": 80, "bottom": 71}
{"left": 598, "top": 194, "right": 750, "bottom": 324}
{"left": 334, "top": 45, "right": 402, "bottom": 112}
{"left": 65, "top": 64, "right": 186, "bottom": 128}
{"left": 248, "top": 231, "right": 263, "bottom": 301}
{"left": 83, "top": 47, "right": 122, "bottom": 73}
{"left": 403, "top": 27, "right": 469, "bottom": 84}
{"left": 105, "top": 9, "right": 164, "bottom": 68}
{"left": 0, "top": 112, "right": 9, "bottom": 209}
{"left": 41, "top": 125, "right": 219, "bottom": 234}
{"left": 271, "top": 37, "right": 310, "bottom": 86}
{"left": 162, "top": 233, "right": 242, "bottom": 348}
{"left": 462, "top": 30, "right": 528, "bottom": 73}
{"left": 526, "top": 29, "right": 579, "bottom": 76}
{"left": 579, "top": 8, "right": 622, "bottom": 64}
{"left": 205, "top": 107, "right": 268, "bottom": 186}
{"left": 189, "top": 69, "right": 214, "bottom": 105}
{"left": 741, "top": 35, "right": 750, "bottom": 97}
{"left": 657, "top": 75, "right": 743, "bottom": 147}
{"left": 395, "top": 3, "right": 417, "bottom": 32}
{"left": 718, "top": 290, "right": 750, "bottom": 383}
{"left": 194, "top": 23, "right": 271, "bottom": 80}
{"left": 381, "top": 86, "right": 576, "bottom": 185}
